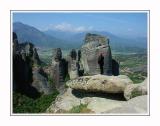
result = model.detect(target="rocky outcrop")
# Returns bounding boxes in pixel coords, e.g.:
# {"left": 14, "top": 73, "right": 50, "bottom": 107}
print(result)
{"left": 46, "top": 88, "right": 81, "bottom": 113}
{"left": 124, "top": 78, "right": 147, "bottom": 100}
{"left": 80, "top": 33, "right": 120, "bottom": 76}
{"left": 18, "top": 42, "right": 41, "bottom": 66}
{"left": 66, "top": 74, "right": 133, "bottom": 93}
{"left": 45, "top": 32, "right": 147, "bottom": 114}
{"left": 13, "top": 32, "right": 51, "bottom": 98}
{"left": 46, "top": 88, "right": 147, "bottom": 114}
{"left": 81, "top": 33, "right": 113, "bottom": 75}
{"left": 32, "top": 67, "right": 53, "bottom": 95}
{"left": 51, "top": 48, "right": 68, "bottom": 89}
{"left": 33, "top": 48, "right": 41, "bottom": 65}
{"left": 13, "top": 32, "right": 34, "bottom": 95}
{"left": 47, "top": 88, "right": 114, "bottom": 113}
{"left": 50, "top": 33, "right": 120, "bottom": 91}
{"left": 68, "top": 49, "right": 79, "bottom": 79}
{"left": 13, "top": 51, "right": 33, "bottom": 93}
{"left": 104, "top": 95, "right": 147, "bottom": 114}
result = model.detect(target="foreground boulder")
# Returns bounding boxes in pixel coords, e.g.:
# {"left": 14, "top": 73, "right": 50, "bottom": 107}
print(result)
{"left": 124, "top": 78, "right": 147, "bottom": 100}
{"left": 46, "top": 88, "right": 148, "bottom": 114}
{"left": 66, "top": 74, "right": 133, "bottom": 93}
{"left": 104, "top": 95, "right": 148, "bottom": 114}
{"left": 46, "top": 88, "right": 81, "bottom": 113}
{"left": 46, "top": 88, "right": 124, "bottom": 113}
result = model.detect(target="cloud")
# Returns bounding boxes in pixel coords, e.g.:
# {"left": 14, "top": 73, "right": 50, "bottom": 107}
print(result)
{"left": 46, "top": 22, "right": 93, "bottom": 32}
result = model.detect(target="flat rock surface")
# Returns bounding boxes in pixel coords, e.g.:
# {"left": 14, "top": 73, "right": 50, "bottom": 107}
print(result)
{"left": 46, "top": 88, "right": 148, "bottom": 114}
{"left": 124, "top": 78, "right": 147, "bottom": 100}
{"left": 87, "top": 97, "right": 124, "bottom": 113}
{"left": 66, "top": 74, "right": 133, "bottom": 93}
{"left": 105, "top": 95, "right": 148, "bottom": 114}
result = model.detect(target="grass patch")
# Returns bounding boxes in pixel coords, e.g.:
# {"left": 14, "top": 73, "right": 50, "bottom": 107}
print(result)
{"left": 65, "top": 73, "right": 70, "bottom": 82}
{"left": 131, "top": 90, "right": 142, "bottom": 98}
{"left": 48, "top": 75, "right": 55, "bottom": 86}
{"left": 127, "top": 73, "right": 145, "bottom": 83}
{"left": 69, "top": 104, "right": 92, "bottom": 113}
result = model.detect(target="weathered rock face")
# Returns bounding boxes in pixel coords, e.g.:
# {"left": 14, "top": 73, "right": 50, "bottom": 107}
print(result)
{"left": 13, "top": 32, "right": 48, "bottom": 98}
{"left": 46, "top": 88, "right": 81, "bottom": 113}
{"left": 78, "top": 50, "right": 81, "bottom": 62}
{"left": 13, "top": 52, "right": 33, "bottom": 92}
{"left": 16, "top": 42, "right": 41, "bottom": 66}
{"left": 13, "top": 33, "right": 33, "bottom": 93}
{"left": 104, "top": 95, "right": 148, "bottom": 114}
{"left": 46, "top": 88, "right": 147, "bottom": 114}
{"left": 84, "top": 33, "right": 107, "bottom": 44}
{"left": 112, "top": 59, "right": 119, "bottom": 76}
{"left": 81, "top": 33, "right": 112, "bottom": 75}
{"left": 67, "top": 49, "right": 79, "bottom": 79}
{"left": 32, "top": 67, "right": 53, "bottom": 95}
{"left": 68, "top": 58, "right": 79, "bottom": 79}
{"left": 70, "top": 49, "right": 77, "bottom": 60}
{"left": 51, "top": 48, "right": 68, "bottom": 89}
{"left": 124, "top": 78, "right": 147, "bottom": 100}
{"left": 13, "top": 32, "right": 19, "bottom": 54}
{"left": 66, "top": 74, "right": 133, "bottom": 93}
{"left": 52, "top": 48, "right": 62, "bottom": 62}
{"left": 33, "top": 48, "right": 41, "bottom": 65}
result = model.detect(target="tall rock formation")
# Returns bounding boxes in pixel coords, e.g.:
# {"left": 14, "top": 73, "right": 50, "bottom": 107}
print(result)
{"left": 51, "top": 48, "right": 68, "bottom": 89}
{"left": 13, "top": 32, "right": 39, "bottom": 98}
{"left": 13, "top": 32, "right": 52, "bottom": 97}
{"left": 81, "top": 33, "right": 112, "bottom": 75}
{"left": 68, "top": 49, "right": 79, "bottom": 79}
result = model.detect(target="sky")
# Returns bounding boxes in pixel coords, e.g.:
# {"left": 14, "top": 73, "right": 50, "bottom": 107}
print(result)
{"left": 13, "top": 12, "right": 148, "bottom": 38}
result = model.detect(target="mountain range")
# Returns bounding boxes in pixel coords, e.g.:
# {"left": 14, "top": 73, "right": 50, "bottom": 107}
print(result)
{"left": 13, "top": 22, "right": 147, "bottom": 53}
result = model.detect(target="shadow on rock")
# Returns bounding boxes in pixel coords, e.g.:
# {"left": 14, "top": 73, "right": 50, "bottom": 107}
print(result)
{"left": 16, "top": 84, "right": 41, "bottom": 99}
{"left": 72, "top": 89, "right": 126, "bottom": 101}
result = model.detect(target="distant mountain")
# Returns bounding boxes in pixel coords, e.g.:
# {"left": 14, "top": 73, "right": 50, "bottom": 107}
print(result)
{"left": 13, "top": 22, "right": 147, "bottom": 53}
{"left": 44, "top": 30, "right": 147, "bottom": 53}
{"left": 44, "top": 30, "right": 84, "bottom": 47}
{"left": 13, "top": 22, "right": 74, "bottom": 49}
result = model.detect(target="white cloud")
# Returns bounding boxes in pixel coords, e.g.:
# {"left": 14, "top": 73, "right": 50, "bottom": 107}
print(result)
{"left": 46, "top": 22, "right": 93, "bottom": 32}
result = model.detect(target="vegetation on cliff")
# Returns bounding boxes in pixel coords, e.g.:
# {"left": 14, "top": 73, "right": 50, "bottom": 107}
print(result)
{"left": 13, "top": 91, "right": 59, "bottom": 113}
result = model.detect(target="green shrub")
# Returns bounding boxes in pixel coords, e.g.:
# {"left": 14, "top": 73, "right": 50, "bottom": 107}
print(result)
{"left": 13, "top": 91, "right": 59, "bottom": 113}
{"left": 128, "top": 73, "right": 145, "bottom": 83}
{"left": 131, "top": 91, "right": 142, "bottom": 98}
{"left": 64, "top": 74, "right": 70, "bottom": 82}
{"left": 69, "top": 104, "right": 88, "bottom": 113}
{"left": 48, "top": 75, "right": 54, "bottom": 86}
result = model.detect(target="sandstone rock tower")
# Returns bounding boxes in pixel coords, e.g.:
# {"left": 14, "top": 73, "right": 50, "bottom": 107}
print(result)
{"left": 13, "top": 32, "right": 52, "bottom": 96}
{"left": 68, "top": 49, "right": 79, "bottom": 79}
{"left": 51, "top": 48, "right": 68, "bottom": 88}
{"left": 81, "top": 33, "right": 112, "bottom": 75}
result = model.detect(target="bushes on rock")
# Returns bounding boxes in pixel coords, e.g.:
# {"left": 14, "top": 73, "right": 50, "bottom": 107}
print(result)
{"left": 69, "top": 104, "right": 90, "bottom": 113}
{"left": 131, "top": 90, "right": 143, "bottom": 99}
{"left": 128, "top": 72, "right": 145, "bottom": 83}
{"left": 13, "top": 91, "right": 59, "bottom": 113}
{"left": 48, "top": 75, "right": 54, "bottom": 86}
{"left": 65, "top": 73, "right": 70, "bottom": 82}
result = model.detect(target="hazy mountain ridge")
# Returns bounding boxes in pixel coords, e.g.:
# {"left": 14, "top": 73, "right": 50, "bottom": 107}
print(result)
{"left": 13, "top": 22, "right": 74, "bottom": 49}
{"left": 13, "top": 22, "right": 147, "bottom": 53}
{"left": 44, "top": 29, "right": 147, "bottom": 53}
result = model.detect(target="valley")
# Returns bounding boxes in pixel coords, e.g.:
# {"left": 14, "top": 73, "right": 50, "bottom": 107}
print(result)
{"left": 38, "top": 48, "right": 147, "bottom": 83}
{"left": 12, "top": 13, "right": 148, "bottom": 114}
